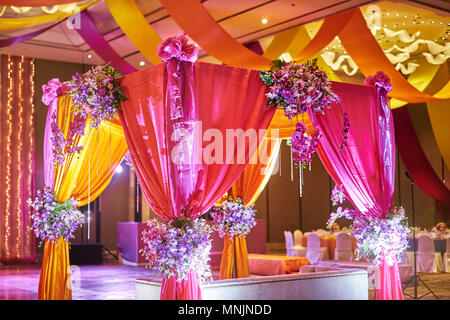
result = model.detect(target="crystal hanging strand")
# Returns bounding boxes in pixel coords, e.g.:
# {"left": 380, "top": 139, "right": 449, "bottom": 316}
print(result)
{"left": 109, "top": 122, "right": 112, "bottom": 169}
{"left": 96, "top": 128, "right": 99, "bottom": 176}
{"left": 278, "top": 110, "right": 281, "bottom": 176}
{"left": 290, "top": 119, "right": 293, "bottom": 182}
{"left": 299, "top": 165, "right": 303, "bottom": 198}
{"left": 88, "top": 141, "right": 91, "bottom": 240}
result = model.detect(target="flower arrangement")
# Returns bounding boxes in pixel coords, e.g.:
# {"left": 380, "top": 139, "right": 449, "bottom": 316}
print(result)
{"left": 434, "top": 222, "right": 448, "bottom": 232}
{"left": 331, "top": 184, "right": 346, "bottom": 206}
{"left": 260, "top": 59, "right": 340, "bottom": 120}
{"left": 27, "top": 187, "right": 85, "bottom": 244}
{"left": 291, "top": 122, "right": 322, "bottom": 166}
{"left": 42, "top": 63, "right": 127, "bottom": 166}
{"left": 260, "top": 59, "right": 348, "bottom": 167}
{"left": 157, "top": 33, "right": 199, "bottom": 62}
{"left": 364, "top": 71, "right": 392, "bottom": 93}
{"left": 140, "top": 217, "right": 214, "bottom": 283}
{"left": 327, "top": 185, "right": 409, "bottom": 266}
{"left": 330, "top": 222, "right": 340, "bottom": 232}
{"left": 209, "top": 197, "right": 257, "bottom": 238}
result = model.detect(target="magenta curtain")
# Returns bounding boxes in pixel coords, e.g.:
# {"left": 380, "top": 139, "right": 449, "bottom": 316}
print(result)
{"left": 392, "top": 107, "right": 450, "bottom": 203}
{"left": 118, "top": 61, "right": 274, "bottom": 299}
{"left": 310, "top": 81, "right": 402, "bottom": 300}
{"left": 0, "top": 55, "right": 36, "bottom": 263}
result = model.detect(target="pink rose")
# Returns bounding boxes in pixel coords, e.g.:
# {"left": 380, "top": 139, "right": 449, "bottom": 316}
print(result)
{"left": 42, "top": 78, "right": 61, "bottom": 106}
{"left": 157, "top": 34, "right": 198, "bottom": 62}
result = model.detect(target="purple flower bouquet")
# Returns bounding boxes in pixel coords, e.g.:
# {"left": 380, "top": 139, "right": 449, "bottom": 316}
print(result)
{"left": 27, "top": 187, "right": 85, "bottom": 244}
{"left": 140, "top": 217, "right": 214, "bottom": 283}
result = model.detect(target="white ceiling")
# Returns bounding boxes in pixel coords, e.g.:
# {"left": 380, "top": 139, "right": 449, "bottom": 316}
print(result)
{"left": 0, "top": 0, "right": 448, "bottom": 69}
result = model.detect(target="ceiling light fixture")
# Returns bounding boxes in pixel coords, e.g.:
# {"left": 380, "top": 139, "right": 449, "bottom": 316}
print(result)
{"left": 139, "top": 61, "right": 145, "bottom": 66}
{"left": 87, "top": 54, "right": 92, "bottom": 59}
{"left": 261, "top": 18, "right": 268, "bottom": 24}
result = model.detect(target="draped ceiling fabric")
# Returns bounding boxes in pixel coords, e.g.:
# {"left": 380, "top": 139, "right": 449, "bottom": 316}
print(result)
{"left": 0, "top": 1, "right": 97, "bottom": 31}
{"left": 104, "top": 0, "right": 162, "bottom": 65}
{"left": 159, "top": 0, "right": 272, "bottom": 70}
{"left": 118, "top": 61, "right": 275, "bottom": 299}
{"left": 392, "top": 107, "right": 450, "bottom": 203}
{"left": 426, "top": 63, "right": 450, "bottom": 171}
{"left": 310, "top": 81, "right": 402, "bottom": 299}
{"left": 0, "top": 55, "right": 36, "bottom": 264}
{"left": 39, "top": 96, "right": 127, "bottom": 300}
{"left": 77, "top": 10, "right": 137, "bottom": 75}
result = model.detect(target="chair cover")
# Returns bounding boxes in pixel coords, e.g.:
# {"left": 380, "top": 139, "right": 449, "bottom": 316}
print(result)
{"left": 418, "top": 234, "right": 443, "bottom": 273}
{"left": 444, "top": 237, "right": 450, "bottom": 273}
{"left": 334, "top": 232, "right": 353, "bottom": 261}
{"left": 284, "top": 231, "right": 295, "bottom": 257}
{"left": 293, "top": 230, "right": 303, "bottom": 247}
{"left": 306, "top": 232, "right": 329, "bottom": 263}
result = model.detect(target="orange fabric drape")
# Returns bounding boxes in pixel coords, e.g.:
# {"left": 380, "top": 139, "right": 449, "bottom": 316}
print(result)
{"left": 38, "top": 237, "right": 72, "bottom": 300}
{"left": 219, "top": 235, "right": 234, "bottom": 279}
{"left": 159, "top": 0, "right": 272, "bottom": 70}
{"left": 293, "top": 10, "right": 352, "bottom": 61}
{"left": 267, "top": 109, "right": 314, "bottom": 139}
{"left": 219, "top": 235, "right": 250, "bottom": 279}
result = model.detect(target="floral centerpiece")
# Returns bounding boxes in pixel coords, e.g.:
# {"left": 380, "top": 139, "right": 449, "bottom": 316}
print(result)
{"left": 327, "top": 184, "right": 409, "bottom": 266}
{"left": 209, "top": 197, "right": 257, "bottom": 238}
{"left": 434, "top": 222, "right": 447, "bottom": 232}
{"left": 260, "top": 59, "right": 348, "bottom": 166}
{"left": 140, "top": 217, "right": 214, "bottom": 283}
{"left": 27, "top": 187, "right": 85, "bottom": 244}
{"left": 42, "top": 63, "right": 127, "bottom": 166}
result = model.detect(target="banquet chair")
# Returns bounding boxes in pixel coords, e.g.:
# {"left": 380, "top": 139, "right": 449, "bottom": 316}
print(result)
{"left": 284, "top": 231, "right": 295, "bottom": 257}
{"left": 293, "top": 230, "right": 306, "bottom": 257}
{"left": 417, "top": 234, "right": 443, "bottom": 273}
{"left": 306, "top": 232, "right": 329, "bottom": 264}
{"left": 444, "top": 237, "right": 450, "bottom": 273}
{"left": 334, "top": 232, "right": 353, "bottom": 261}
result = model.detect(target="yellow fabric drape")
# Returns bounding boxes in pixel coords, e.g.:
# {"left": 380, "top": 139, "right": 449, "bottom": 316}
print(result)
{"left": 53, "top": 97, "right": 128, "bottom": 206}
{"left": 38, "top": 237, "right": 72, "bottom": 300}
{"left": 104, "top": 0, "right": 162, "bottom": 65}
{"left": 39, "top": 97, "right": 128, "bottom": 300}
{"left": 231, "top": 138, "right": 281, "bottom": 206}
{"left": 262, "top": 27, "right": 301, "bottom": 60}
{"left": 390, "top": 61, "right": 441, "bottom": 109}
{"left": 0, "top": 1, "right": 97, "bottom": 31}
{"left": 426, "top": 63, "right": 450, "bottom": 170}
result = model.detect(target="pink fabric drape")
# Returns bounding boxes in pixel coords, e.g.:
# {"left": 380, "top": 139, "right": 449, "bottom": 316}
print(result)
{"left": 0, "top": 55, "right": 36, "bottom": 263}
{"left": 392, "top": 107, "right": 450, "bottom": 203}
{"left": 118, "top": 61, "right": 274, "bottom": 299}
{"left": 312, "top": 82, "right": 395, "bottom": 218}
{"left": 311, "top": 81, "right": 402, "bottom": 300}
{"left": 374, "top": 251, "right": 404, "bottom": 300}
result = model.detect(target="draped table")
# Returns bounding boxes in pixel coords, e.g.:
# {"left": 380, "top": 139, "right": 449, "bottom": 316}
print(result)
{"left": 248, "top": 254, "right": 310, "bottom": 276}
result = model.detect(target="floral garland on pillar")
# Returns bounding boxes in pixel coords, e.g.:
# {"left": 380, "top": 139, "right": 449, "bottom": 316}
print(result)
{"left": 209, "top": 197, "right": 257, "bottom": 238}
{"left": 27, "top": 187, "right": 85, "bottom": 244}
{"left": 327, "top": 184, "right": 410, "bottom": 266}
{"left": 140, "top": 217, "right": 214, "bottom": 283}
{"left": 42, "top": 63, "right": 128, "bottom": 167}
